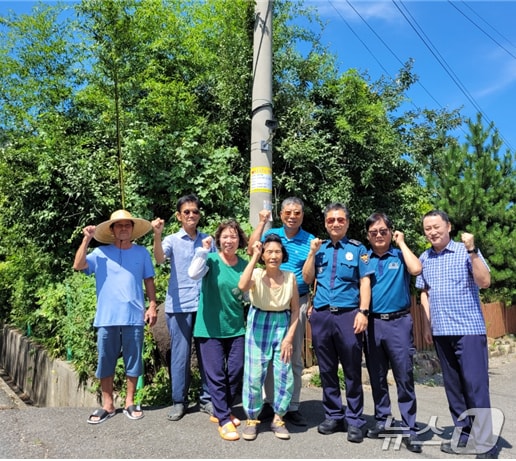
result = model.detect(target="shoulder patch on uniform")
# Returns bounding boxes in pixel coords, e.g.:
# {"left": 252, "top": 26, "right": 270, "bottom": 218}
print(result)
{"left": 348, "top": 239, "right": 362, "bottom": 246}
{"left": 360, "top": 253, "right": 369, "bottom": 264}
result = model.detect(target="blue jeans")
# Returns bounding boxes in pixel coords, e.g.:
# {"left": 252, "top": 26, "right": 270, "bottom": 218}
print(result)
{"left": 95, "top": 325, "right": 144, "bottom": 378}
{"left": 166, "top": 312, "right": 210, "bottom": 405}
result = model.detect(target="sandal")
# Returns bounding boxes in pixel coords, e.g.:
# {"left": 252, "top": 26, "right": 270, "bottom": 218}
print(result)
{"left": 123, "top": 404, "right": 144, "bottom": 420}
{"left": 87, "top": 408, "right": 116, "bottom": 425}
{"left": 218, "top": 421, "right": 240, "bottom": 441}
{"left": 210, "top": 414, "right": 241, "bottom": 426}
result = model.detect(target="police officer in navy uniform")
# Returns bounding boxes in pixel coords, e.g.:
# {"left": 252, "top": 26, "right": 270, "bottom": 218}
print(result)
{"left": 302, "top": 202, "right": 373, "bottom": 443}
{"left": 363, "top": 212, "right": 423, "bottom": 453}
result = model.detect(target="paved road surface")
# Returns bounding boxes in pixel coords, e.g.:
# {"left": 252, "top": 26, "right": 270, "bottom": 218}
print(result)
{"left": 0, "top": 355, "right": 514, "bottom": 459}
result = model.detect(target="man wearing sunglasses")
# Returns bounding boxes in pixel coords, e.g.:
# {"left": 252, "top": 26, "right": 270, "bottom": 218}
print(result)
{"left": 152, "top": 194, "right": 216, "bottom": 422}
{"left": 302, "top": 202, "right": 373, "bottom": 443}
{"left": 247, "top": 197, "right": 315, "bottom": 426}
{"left": 363, "top": 212, "right": 423, "bottom": 453}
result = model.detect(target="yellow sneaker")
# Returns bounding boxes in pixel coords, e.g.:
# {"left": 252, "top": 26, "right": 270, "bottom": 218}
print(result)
{"left": 218, "top": 421, "right": 239, "bottom": 441}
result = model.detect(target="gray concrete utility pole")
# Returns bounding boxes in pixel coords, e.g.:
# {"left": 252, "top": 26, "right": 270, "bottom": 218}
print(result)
{"left": 249, "top": 0, "right": 274, "bottom": 229}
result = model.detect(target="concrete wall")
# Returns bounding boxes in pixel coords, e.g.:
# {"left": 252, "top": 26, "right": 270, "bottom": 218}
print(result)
{"left": 0, "top": 325, "right": 100, "bottom": 408}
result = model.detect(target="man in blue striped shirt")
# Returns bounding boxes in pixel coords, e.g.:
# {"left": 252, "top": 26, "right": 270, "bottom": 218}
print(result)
{"left": 247, "top": 197, "right": 314, "bottom": 426}
{"left": 416, "top": 210, "right": 498, "bottom": 458}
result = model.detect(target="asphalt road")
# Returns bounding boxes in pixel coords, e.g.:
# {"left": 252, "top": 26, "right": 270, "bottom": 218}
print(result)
{"left": 0, "top": 354, "right": 514, "bottom": 459}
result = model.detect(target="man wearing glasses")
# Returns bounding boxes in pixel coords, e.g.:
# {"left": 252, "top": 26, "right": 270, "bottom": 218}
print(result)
{"left": 364, "top": 212, "right": 423, "bottom": 453}
{"left": 302, "top": 202, "right": 373, "bottom": 443}
{"left": 247, "top": 197, "right": 315, "bottom": 426}
{"left": 152, "top": 194, "right": 215, "bottom": 422}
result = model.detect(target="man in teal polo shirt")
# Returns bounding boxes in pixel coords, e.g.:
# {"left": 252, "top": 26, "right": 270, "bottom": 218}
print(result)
{"left": 247, "top": 197, "right": 314, "bottom": 426}
{"left": 364, "top": 212, "right": 422, "bottom": 453}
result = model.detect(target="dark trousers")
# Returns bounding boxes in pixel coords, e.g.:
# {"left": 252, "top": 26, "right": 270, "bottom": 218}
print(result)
{"left": 198, "top": 336, "right": 245, "bottom": 426}
{"left": 434, "top": 334, "right": 499, "bottom": 452}
{"left": 310, "top": 308, "right": 365, "bottom": 428}
{"left": 365, "top": 313, "right": 418, "bottom": 432}
{"left": 434, "top": 334, "right": 491, "bottom": 428}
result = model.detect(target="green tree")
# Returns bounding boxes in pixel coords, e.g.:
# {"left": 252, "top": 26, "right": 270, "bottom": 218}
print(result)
{"left": 75, "top": 0, "right": 253, "bottom": 225}
{"left": 0, "top": 3, "right": 105, "bottom": 322}
{"left": 424, "top": 113, "right": 516, "bottom": 302}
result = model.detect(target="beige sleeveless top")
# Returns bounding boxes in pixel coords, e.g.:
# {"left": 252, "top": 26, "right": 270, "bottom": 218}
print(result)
{"left": 249, "top": 268, "right": 295, "bottom": 312}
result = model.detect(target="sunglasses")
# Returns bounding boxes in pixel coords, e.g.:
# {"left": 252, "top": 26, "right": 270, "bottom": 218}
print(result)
{"left": 326, "top": 217, "right": 346, "bottom": 225}
{"left": 368, "top": 228, "right": 389, "bottom": 237}
{"left": 282, "top": 210, "right": 302, "bottom": 217}
{"left": 182, "top": 209, "right": 200, "bottom": 216}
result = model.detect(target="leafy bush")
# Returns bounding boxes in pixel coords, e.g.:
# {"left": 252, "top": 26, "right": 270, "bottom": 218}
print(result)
{"left": 309, "top": 366, "right": 345, "bottom": 390}
{"left": 33, "top": 272, "right": 97, "bottom": 381}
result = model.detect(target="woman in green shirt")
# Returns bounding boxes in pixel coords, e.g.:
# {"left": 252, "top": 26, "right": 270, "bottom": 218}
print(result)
{"left": 189, "top": 219, "right": 248, "bottom": 441}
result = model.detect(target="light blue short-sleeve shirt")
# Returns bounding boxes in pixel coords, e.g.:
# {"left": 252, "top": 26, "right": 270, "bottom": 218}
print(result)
{"left": 416, "top": 239, "right": 489, "bottom": 335}
{"left": 161, "top": 228, "right": 214, "bottom": 313}
{"left": 84, "top": 244, "right": 155, "bottom": 327}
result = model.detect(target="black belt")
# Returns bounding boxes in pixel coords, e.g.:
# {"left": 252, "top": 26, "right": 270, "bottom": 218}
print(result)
{"left": 317, "top": 305, "right": 353, "bottom": 313}
{"left": 371, "top": 308, "right": 410, "bottom": 320}
{"left": 252, "top": 305, "right": 288, "bottom": 313}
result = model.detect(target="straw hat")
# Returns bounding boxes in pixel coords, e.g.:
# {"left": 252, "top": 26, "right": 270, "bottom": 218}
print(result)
{"left": 94, "top": 209, "right": 152, "bottom": 244}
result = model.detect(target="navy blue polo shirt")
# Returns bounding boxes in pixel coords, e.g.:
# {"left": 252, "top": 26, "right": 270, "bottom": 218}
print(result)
{"left": 313, "top": 237, "right": 373, "bottom": 309}
{"left": 368, "top": 247, "right": 412, "bottom": 314}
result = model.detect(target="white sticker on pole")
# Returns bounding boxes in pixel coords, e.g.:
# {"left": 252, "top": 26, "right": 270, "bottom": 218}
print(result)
{"left": 250, "top": 166, "right": 272, "bottom": 193}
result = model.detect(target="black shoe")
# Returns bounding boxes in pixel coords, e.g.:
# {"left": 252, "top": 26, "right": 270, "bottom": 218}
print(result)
{"left": 403, "top": 434, "right": 423, "bottom": 453}
{"left": 476, "top": 445, "right": 499, "bottom": 459}
{"left": 258, "top": 402, "right": 274, "bottom": 421}
{"left": 317, "top": 418, "right": 346, "bottom": 435}
{"left": 284, "top": 410, "right": 308, "bottom": 426}
{"left": 347, "top": 425, "right": 364, "bottom": 443}
{"left": 441, "top": 439, "right": 468, "bottom": 455}
{"left": 367, "top": 421, "right": 387, "bottom": 439}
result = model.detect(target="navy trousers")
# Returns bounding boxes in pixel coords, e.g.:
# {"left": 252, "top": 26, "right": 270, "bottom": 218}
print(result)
{"left": 364, "top": 313, "right": 418, "bottom": 433}
{"left": 198, "top": 336, "right": 244, "bottom": 426}
{"left": 434, "top": 334, "right": 491, "bottom": 425}
{"left": 310, "top": 308, "right": 366, "bottom": 428}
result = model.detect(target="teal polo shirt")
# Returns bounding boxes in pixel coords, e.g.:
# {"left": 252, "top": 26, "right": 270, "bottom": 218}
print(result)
{"left": 263, "top": 226, "right": 315, "bottom": 296}
{"left": 368, "top": 247, "right": 412, "bottom": 314}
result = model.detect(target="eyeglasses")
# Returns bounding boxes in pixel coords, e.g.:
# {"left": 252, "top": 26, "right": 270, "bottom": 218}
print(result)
{"left": 282, "top": 210, "right": 302, "bottom": 217}
{"left": 182, "top": 209, "right": 200, "bottom": 216}
{"left": 368, "top": 228, "right": 389, "bottom": 237}
{"left": 326, "top": 217, "right": 346, "bottom": 225}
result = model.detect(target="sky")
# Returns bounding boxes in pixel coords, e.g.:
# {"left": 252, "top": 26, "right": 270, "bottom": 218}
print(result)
{"left": 303, "top": 0, "right": 516, "bottom": 153}
{"left": 1, "top": 0, "right": 515, "bottom": 153}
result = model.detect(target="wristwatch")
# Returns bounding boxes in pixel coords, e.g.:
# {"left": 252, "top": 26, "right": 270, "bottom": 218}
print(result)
{"left": 358, "top": 309, "right": 370, "bottom": 317}
{"left": 467, "top": 247, "right": 478, "bottom": 254}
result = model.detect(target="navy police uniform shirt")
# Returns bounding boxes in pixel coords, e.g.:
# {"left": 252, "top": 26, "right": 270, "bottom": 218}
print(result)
{"left": 313, "top": 237, "right": 374, "bottom": 309}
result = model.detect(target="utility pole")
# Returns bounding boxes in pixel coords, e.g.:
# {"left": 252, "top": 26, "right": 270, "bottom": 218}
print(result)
{"left": 249, "top": 0, "right": 274, "bottom": 229}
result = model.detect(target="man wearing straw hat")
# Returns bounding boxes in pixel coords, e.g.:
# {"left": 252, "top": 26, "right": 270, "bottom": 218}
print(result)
{"left": 73, "top": 209, "right": 158, "bottom": 425}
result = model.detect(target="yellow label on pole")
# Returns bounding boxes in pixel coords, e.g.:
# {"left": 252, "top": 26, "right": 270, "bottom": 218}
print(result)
{"left": 250, "top": 166, "right": 272, "bottom": 193}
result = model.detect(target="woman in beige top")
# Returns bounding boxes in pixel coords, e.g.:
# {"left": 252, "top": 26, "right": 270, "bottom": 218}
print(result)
{"left": 238, "top": 234, "right": 300, "bottom": 441}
